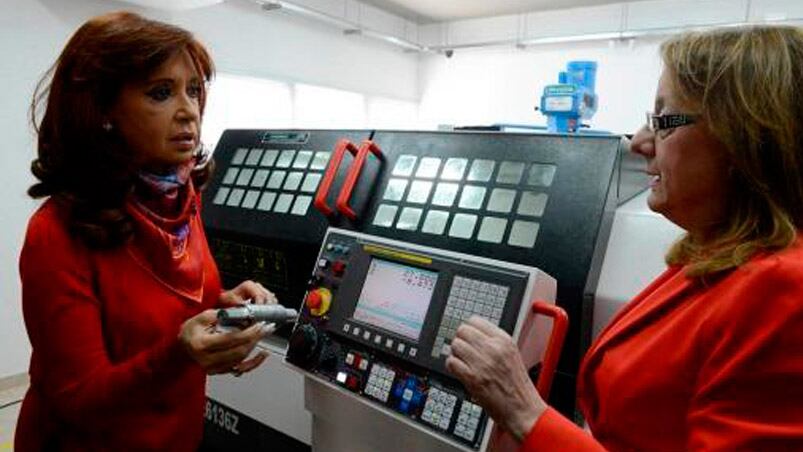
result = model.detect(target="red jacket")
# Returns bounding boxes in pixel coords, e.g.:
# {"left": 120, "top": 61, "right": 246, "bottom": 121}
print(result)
{"left": 15, "top": 198, "right": 221, "bottom": 451}
{"left": 522, "top": 237, "right": 803, "bottom": 451}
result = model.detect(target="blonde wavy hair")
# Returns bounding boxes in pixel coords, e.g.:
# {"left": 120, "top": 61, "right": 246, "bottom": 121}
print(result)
{"left": 661, "top": 26, "right": 803, "bottom": 277}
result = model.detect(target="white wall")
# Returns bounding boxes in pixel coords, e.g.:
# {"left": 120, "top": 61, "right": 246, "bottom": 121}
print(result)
{"left": 161, "top": 1, "right": 419, "bottom": 101}
{"left": 0, "top": 0, "right": 135, "bottom": 381}
{"left": 0, "top": 0, "right": 418, "bottom": 380}
{"left": 417, "top": 37, "right": 664, "bottom": 134}
{"left": 415, "top": 0, "right": 803, "bottom": 133}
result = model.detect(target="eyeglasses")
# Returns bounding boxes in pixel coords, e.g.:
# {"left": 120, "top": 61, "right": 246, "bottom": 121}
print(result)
{"left": 646, "top": 112, "right": 697, "bottom": 137}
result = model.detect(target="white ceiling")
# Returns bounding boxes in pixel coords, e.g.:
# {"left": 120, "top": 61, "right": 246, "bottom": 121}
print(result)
{"left": 361, "top": 0, "right": 650, "bottom": 23}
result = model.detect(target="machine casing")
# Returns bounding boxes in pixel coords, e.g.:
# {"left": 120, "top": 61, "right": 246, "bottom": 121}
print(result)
{"left": 285, "top": 228, "right": 557, "bottom": 451}
{"left": 200, "top": 128, "right": 648, "bottom": 450}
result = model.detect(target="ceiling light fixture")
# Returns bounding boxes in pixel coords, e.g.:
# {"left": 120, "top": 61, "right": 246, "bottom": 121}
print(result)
{"left": 254, "top": 0, "right": 803, "bottom": 54}
{"left": 519, "top": 31, "right": 637, "bottom": 46}
{"left": 255, "top": 0, "right": 428, "bottom": 53}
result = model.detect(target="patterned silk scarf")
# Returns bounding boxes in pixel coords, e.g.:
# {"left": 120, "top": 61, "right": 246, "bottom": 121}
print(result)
{"left": 132, "top": 161, "right": 195, "bottom": 255}
{"left": 125, "top": 159, "right": 206, "bottom": 303}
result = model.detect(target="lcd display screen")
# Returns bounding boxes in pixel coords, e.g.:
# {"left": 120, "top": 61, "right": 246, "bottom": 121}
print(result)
{"left": 353, "top": 258, "right": 438, "bottom": 341}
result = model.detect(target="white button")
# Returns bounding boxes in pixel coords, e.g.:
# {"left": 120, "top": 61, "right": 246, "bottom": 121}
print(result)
{"left": 345, "top": 353, "right": 354, "bottom": 365}
{"left": 363, "top": 331, "right": 371, "bottom": 340}
{"left": 374, "top": 335, "right": 382, "bottom": 344}
{"left": 397, "top": 343, "right": 406, "bottom": 353}
{"left": 385, "top": 339, "right": 394, "bottom": 348}
{"left": 409, "top": 347, "right": 417, "bottom": 357}
{"left": 343, "top": 324, "right": 351, "bottom": 333}
{"left": 359, "top": 359, "right": 369, "bottom": 371}
{"left": 318, "top": 258, "right": 328, "bottom": 268}
{"left": 441, "top": 344, "right": 452, "bottom": 356}
{"left": 353, "top": 327, "right": 361, "bottom": 336}
{"left": 336, "top": 372, "right": 347, "bottom": 384}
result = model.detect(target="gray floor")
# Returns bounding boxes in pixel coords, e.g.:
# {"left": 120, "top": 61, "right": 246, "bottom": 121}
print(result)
{"left": 0, "top": 383, "right": 26, "bottom": 450}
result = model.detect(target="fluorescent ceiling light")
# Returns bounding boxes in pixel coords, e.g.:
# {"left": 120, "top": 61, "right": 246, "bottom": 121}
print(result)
{"left": 361, "top": 29, "right": 426, "bottom": 52}
{"left": 255, "top": 0, "right": 427, "bottom": 52}
{"left": 118, "top": 0, "right": 223, "bottom": 10}
{"left": 254, "top": 0, "right": 803, "bottom": 54}
{"left": 520, "top": 31, "right": 637, "bottom": 46}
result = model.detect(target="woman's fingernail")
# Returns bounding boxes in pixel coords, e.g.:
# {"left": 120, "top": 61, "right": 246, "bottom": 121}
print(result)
{"left": 261, "top": 323, "right": 277, "bottom": 335}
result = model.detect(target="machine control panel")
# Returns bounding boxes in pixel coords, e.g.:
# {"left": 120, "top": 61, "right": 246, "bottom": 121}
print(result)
{"left": 286, "top": 228, "right": 554, "bottom": 450}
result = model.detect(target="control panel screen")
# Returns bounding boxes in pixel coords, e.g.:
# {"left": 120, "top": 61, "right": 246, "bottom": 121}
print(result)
{"left": 352, "top": 258, "right": 438, "bottom": 341}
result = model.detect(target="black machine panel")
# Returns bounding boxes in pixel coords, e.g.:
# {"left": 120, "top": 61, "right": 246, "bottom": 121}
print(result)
{"left": 287, "top": 229, "right": 538, "bottom": 450}
{"left": 202, "top": 129, "right": 374, "bottom": 330}
{"left": 331, "top": 130, "right": 634, "bottom": 414}
{"left": 202, "top": 128, "right": 647, "bottom": 415}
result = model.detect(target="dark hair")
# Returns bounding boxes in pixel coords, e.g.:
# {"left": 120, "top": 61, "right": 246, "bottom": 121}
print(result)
{"left": 661, "top": 26, "right": 803, "bottom": 276}
{"left": 29, "top": 11, "right": 215, "bottom": 248}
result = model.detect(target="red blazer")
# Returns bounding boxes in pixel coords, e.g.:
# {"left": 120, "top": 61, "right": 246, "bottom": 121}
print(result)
{"left": 522, "top": 237, "right": 803, "bottom": 451}
{"left": 15, "top": 199, "right": 221, "bottom": 451}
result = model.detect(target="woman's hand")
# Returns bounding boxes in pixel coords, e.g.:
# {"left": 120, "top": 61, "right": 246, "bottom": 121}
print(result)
{"left": 219, "top": 280, "right": 278, "bottom": 307}
{"left": 179, "top": 309, "right": 274, "bottom": 375}
{"left": 446, "top": 316, "right": 548, "bottom": 442}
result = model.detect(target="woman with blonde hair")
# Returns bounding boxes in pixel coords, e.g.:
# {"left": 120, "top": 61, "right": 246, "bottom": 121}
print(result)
{"left": 448, "top": 26, "right": 803, "bottom": 451}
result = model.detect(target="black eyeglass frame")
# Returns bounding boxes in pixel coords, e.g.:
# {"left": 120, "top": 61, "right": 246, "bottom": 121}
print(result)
{"left": 646, "top": 112, "right": 697, "bottom": 132}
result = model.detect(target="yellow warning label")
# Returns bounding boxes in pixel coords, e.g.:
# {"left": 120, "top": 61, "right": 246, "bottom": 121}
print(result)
{"left": 363, "top": 244, "right": 432, "bottom": 266}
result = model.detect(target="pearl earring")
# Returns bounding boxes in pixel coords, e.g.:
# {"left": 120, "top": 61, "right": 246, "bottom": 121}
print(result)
{"left": 193, "top": 142, "right": 211, "bottom": 170}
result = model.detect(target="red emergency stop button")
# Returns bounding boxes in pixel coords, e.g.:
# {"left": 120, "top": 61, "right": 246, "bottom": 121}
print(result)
{"left": 306, "top": 287, "right": 332, "bottom": 317}
{"left": 332, "top": 261, "right": 346, "bottom": 276}
{"left": 306, "top": 291, "right": 322, "bottom": 310}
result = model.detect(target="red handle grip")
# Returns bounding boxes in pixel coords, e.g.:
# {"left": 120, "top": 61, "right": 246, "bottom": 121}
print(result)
{"left": 336, "top": 140, "right": 383, "bottom": 221}
{"left": 314, "top": 139, "right": 359, "bottom": 217}
{"left": 531, "top": 301, "right": 569, "bottom": 398}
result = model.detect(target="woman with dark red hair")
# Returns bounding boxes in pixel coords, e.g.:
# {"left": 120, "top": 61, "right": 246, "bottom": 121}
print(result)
{"left": 16, "top": 12, "right": 275, "bottom": 450}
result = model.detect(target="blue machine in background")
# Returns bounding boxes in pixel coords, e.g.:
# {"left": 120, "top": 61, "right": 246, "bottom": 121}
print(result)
{"left": 539, "top": 61, "right": 598, "bottom": 133}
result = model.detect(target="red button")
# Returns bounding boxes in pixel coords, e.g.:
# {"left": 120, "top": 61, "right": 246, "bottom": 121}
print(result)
{"left": 352, "top": 354, "right": 362, "bottom": 369}
{"left": 332, "top": 261, "right": 346, "bottom": 276}
{"left": 346, "top": 375, "right": 358, "bottom": 390}
{"left": 305, "top": 290, "right": 322, "bottom": 310}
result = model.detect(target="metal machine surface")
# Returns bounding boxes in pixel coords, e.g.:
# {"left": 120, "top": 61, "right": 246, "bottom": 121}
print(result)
{"left": 201, "top": 128, "right": 648, "bottom": 450}
{"left": 286, "top": 228, "right": 562, "bottom": 451}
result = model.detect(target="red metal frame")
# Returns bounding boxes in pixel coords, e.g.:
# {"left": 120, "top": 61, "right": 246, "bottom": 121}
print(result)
{"left": 313, "top": 139, "right": 359, "bottom": 217}
{"left": 336, "top": 140, "right": 384, "bottom": 221}
{"left": 531, "top": 300, "right": 569, "bottom": 398}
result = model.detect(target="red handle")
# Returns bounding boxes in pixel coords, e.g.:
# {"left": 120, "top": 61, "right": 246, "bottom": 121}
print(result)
{"left": 531, "top": 301, "right": 569, "bottom": 398}
{"left": 314, "top": 139, "right": 359, "bottom": 217}
{"left": 335, "top": 140, "right": 383, "bottom": 221}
